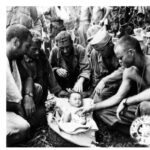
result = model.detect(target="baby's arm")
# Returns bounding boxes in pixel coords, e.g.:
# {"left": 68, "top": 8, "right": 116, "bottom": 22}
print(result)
{"left": 62, "top": 112, "right": 72, "bottom": 122}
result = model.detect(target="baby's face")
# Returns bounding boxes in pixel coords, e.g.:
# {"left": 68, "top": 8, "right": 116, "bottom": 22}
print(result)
{"left": 69, "top": 93, "right": 83, "bottom": 108}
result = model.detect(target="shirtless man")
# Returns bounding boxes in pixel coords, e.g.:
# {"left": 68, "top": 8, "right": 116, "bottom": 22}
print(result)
{"left": 79, "top": 35, "right": 150, "bottom": 130}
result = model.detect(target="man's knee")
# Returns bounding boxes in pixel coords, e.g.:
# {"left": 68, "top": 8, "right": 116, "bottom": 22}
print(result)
{"left": 7, "top": 112, "right": 30, "bottom": 133}
{"left": 7, "top": 112, "right": 30, "bottom": 146}
{"left": 34, "top": 83, "right": 43, "bottom": 96}
{"left": 139, "top": 101, "right": 150, "bottom": 116}
{"left": 18, "top": 117, "right": 30, "bottom": 132}
{"left": 34, "top": 83, "right": 43, "bottom": 104}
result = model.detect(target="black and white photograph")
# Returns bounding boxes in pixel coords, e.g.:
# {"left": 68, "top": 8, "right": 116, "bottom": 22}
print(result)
{"left": 3, "top": 0, "right": 150, "bottom": 148}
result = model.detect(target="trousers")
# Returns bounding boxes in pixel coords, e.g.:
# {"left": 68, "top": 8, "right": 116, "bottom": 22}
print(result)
{"left": 7, "top": 83, "right": 44, "bottom": 146}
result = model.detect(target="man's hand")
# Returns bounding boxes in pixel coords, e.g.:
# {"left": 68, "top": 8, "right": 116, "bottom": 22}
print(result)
{"left": 57, "top": 90, "right": 69, "bottom": 98}
{"left": 95, "top": 80, "right": 105, "bottom": 94}
{"left": 116, "top": 99, "right": 127, "bottom": 120}
{"left": 73, "top": 78, "right": 84, "bottom": 92}
{"left": 56, "top": 68, "right": 68, "bottom": 78}
{"left": 76, "top": 105, "right": 94, "bottom": 115}
{"left": 23, "top": 95, "right": 36, "bottom": 118}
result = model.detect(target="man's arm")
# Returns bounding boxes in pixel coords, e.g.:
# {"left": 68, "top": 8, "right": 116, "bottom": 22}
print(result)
{"left": 23, "top": 77, "right": 36, "bottom": 117}
{"left": 102, "top": 7, "right": 112, "bottom": 21}
{"left": 90, "top": 50, "right": 101, "bottom": 88}
{"left": 49, "top": 47, "right": 61, "bottom": 72}
{"left": 73, "top": 45, "right": 91, "bottom": 92}
{"left": 46, "top": 55, "right": 62, "bottom": 94}
{"left": 23, "top": 77, "right": 34, "bottom": 96}
{"left": 78, "top": 45, "right": 91, "bottom": 80}
{"left": 116, "top": 87, "right": 150, "bottom": 120}
{"left": 125, "top": 88, "right": 150, "bottom": 105}
{"left": 102, "top": 67, "right": 124, "bottom": 84}
{"left": 95, "top": 67, "right": 123, "bottom": 94}
{"left": 92, "top": 68, "right": 131, "bottom": 111}
{"left": 77, "top": 75, "right": 131, "bottom": 115}
{"left": 99, "top": 7, "right": 112, "bottom": 26}
{"left": 7, "top": 101, "right": 24, "bottom": 118}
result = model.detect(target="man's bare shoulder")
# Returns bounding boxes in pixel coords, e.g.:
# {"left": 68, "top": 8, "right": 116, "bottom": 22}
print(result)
{"left": 123, "top": 66, "right": 138, "bottom": 79}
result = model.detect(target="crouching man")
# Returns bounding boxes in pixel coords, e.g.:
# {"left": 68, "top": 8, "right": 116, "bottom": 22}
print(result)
{"left": 6, "top": 25, "right": 32, "bottom": 146}
{"left": 49, "top": 31, "right": 91, "bottom": 96}
{"left": 78, "top": 35, "right": 150, "bottom": 134}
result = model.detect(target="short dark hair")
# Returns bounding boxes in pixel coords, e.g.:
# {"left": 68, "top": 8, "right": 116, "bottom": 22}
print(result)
{"left": 116, "top": 35, "right": 144, "bottom": 56}
{"left": 55, "top": 31, "right": 73, "bottom": 46}
{"left": 6, "top": 24, "right": 32, "bottom": 43}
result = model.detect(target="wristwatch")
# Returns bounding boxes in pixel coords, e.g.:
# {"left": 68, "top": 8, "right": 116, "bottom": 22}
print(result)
{"left": 25, "top": 92, "right": 33, "bottom": 97}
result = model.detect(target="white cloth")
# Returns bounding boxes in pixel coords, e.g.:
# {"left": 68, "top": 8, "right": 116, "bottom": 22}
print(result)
{"left": 6, "top": 57, "right": 22, "bottom": 103}
{"left": 58, "top": 102, "right": 97, "bottom": 134}
{"left": 47, "top": 97, "right": 98, "bottom": 147}
{"left": 6, "top": 57, "right": 30, "bottom": 143}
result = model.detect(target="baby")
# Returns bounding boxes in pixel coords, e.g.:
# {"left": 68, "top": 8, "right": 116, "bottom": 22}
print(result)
{"left": 62, "top": 92, "right": 87, "bottom": 125}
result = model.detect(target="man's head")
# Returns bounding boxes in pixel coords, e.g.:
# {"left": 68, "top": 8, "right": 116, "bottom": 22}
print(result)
{"left": 90, "top": 27, "right": 114, "bottom": 57}
{"left": 6, "top": 24, "right": 32, "bottom": 59}
{"left": 114, "top": 35, "right": 144, "bottom": 68}
{"left": 68, "top": 92, "right": 83, "bottom": 108}
{"left": 26, "top": 30, "right": 43, "bottom": 60}
{"left": 87, "top": 25, "right": 101, "bottom": 42}
{"left": 56, "top": 31, "right": 73, "bottom": 57}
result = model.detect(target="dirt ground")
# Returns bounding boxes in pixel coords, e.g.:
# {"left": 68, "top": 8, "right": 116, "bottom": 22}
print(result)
{"left": 14, "top": 119, "right": 144, "bottom": 147}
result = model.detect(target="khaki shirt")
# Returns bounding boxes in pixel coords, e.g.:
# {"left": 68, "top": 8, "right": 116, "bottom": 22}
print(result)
{"left": 50, "top": 44, "right": 91, "bottom": 86}
{"left": 90, "top": 49, "right": 120, "bottom": 88}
